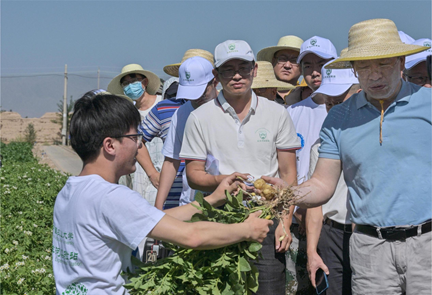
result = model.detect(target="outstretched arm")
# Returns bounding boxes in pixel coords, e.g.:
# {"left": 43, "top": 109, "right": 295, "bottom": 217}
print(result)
{"left": 154, "top": 157, "right": 180, "bottom": 210}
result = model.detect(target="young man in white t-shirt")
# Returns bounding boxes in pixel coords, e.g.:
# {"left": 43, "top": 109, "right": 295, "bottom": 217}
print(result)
{"left": 52, "top": 90, "right": 273, "bottom": 295}
{"left": 155, "top": 56, "right": 218, "bottom": 209}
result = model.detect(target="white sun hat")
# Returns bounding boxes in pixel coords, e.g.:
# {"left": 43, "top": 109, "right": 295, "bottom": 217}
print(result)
{"left": 405, "top": 38, "right": 432, "bottom": 70}
{"left": 176, "top": 56, "right": 215, "bottom": 100}
{"left": 214, "top": 40, "right": 255, "bottom": 67}
{"left": 297, "top": 36, "right": 338, "bottom": 64}
{"left": 313, "top": 60, "right": 359, "bottom": 97}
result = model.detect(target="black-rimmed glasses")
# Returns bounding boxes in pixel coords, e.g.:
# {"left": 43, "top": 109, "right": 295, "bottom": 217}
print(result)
{"left": 218, "top": 67, "right": 253, "bottom": 79}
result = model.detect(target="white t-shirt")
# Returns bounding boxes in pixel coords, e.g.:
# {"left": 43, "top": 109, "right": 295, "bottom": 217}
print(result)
{"left": 52, "top": 175, "right": 165, "bottom": 294}
{"left": 287, "top": 96, "right": 327, "bottom": 184}
{"left": 309, "top": 141, "right": 351, "bottom": 224}
{"left": 180, "top": 91, "right": 300, "bottom": 179}
{"left": 162, "top": 101, "right": 195, "bottom": 205}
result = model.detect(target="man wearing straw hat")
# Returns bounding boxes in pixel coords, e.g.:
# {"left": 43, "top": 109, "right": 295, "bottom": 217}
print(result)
{"left": 403, "top": 38, "right": 431, "bottom": 88}
{"left": 181, "top": 40, "right": 301, "bottom": 294}
{"left": 257, "top": 35, "right": 303, "bottom": 104}
{"left": 264, "top": 18, "right": 431, "bottom": 294}
{"left": 305, "top": 63, "right": 360, "bottom": 295}
{"left": 251, "top": 61, "right": 295, "bottom": 101}
{"left": 285, "top": 35, "right": 338, "bottom": 294}
{"left": 107, "top": 64, "right": 163, "bottom": 201}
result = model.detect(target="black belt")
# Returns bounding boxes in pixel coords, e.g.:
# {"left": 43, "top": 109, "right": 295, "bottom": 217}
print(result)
{"left": 356, "top": 220, "right": 431, "bottom": 241}
{"left": 324, "top": 218, "right": 352, "bottom": 233}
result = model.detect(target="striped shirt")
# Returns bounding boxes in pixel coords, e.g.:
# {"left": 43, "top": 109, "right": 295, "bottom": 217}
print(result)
{"left": 138, "top": 98, "right": 186, "bottom": 209}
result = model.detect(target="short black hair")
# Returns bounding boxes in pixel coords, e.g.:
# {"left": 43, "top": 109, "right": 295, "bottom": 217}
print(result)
{"left": 70, "top": 90, "right": 141, "bottom": 162}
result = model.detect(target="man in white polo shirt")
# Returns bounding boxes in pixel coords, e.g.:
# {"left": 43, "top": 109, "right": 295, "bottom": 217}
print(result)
{"left": 305, "top": 65, "right": 360, "bottom": 295}
{"left": 180, "top": 40, "right": 301, "bottom": 295}
{"left": 155, "top": 56, "right": 218, "bottom": 209}
{"left": 285, "top": 36, "right": 337, "bottom": 294}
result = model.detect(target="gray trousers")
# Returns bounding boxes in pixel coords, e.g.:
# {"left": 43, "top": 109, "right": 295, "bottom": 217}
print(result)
{"left": 350, "top": 229, "right": 431, "bottom": 294}
{"left": 253, "top": 219, "right": 286, "bottom": 295}
{"left": 317, "top": 223, "right": 352, "bottom": 295}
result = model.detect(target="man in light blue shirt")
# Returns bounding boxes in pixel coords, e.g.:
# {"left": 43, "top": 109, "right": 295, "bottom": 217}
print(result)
{"left": 265, "top": 18, "right": 431, "bottom": 295}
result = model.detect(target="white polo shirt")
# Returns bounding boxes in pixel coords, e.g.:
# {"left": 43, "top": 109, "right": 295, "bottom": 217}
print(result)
{"left": 287, "top": 96, "right": 327, "bottom": 184}
{"left": 180, "top": 91, "right": 300, "bottom": 179}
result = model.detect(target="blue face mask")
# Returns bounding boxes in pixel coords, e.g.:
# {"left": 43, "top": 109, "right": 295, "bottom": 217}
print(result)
{"left": 123, "top": 82, "right": 145, "bottom": 100}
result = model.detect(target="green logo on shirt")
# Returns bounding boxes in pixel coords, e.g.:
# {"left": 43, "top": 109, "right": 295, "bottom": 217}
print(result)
{"left": 62, "top": 282, "right": 88, "bottom": 295}
{"left": 256, "top": 128, "right": 270, "bottom": 142}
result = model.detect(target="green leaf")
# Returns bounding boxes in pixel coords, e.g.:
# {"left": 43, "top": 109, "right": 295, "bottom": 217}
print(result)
{"left": 247, "top": 263, "right": 259, "bottom": 293}
{"left": 243, "top": 249, "right": 257, "bottom": 260}
{"left": 248, "top": 242, "right": 262, "bottom": 253}
{"left": 238, "top": 257, "right": 251, "bottom": 272}
{"left": 190, "top": 213, "right": 208, "bottom": 222}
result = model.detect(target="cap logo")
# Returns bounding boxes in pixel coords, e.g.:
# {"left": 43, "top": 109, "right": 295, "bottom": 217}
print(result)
{"left": 310, "top": 39, "right": 317, "bottom": 46}
{"left": 184, "top": 71, "right": 194, "bottom": 82}
{"left": 326, "top": 69, "right": 332, "bottom": 75}
{"left": 424, "top": 41, "right": 431, "bottom": 47}
{"left": 228, "top": 43, "right": 236, "bottom": 51}
{"left": 306, "top": 38, "right": 321, "bottom": 49}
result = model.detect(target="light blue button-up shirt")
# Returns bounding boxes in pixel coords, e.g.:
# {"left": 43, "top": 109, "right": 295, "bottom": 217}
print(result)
{"left": 319, "top": 80, "right": 431, "bottom": 227}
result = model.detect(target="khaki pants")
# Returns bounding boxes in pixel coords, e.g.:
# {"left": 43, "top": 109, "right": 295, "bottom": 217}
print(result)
{"left": 350, "top": 230, "right": 431, "bottom": 294}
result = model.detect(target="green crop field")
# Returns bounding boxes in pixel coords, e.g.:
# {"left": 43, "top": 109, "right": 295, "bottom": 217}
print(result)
{"left": 0, "top": 141, "right": 69, "bottom": 294}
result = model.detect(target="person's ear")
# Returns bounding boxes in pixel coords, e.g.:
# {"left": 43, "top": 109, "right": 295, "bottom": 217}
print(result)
{"left": 398, "top": 56, "right": 406, "bottom": 72}
{"left": 252, "top": 62, "right": 258, "bottom": 78}
{"left": 271, "top": 88, "right": 278, "bottom": 97}
{"left": 102, "top": 137, "right": 117, "bottom": 156}
{"left": 142, "top": 77, "right": 149, "bottom": 87}
{"left": 356, "top": 88, "right": 362, "bottom": 94}
{"left": 212, "top": 69, "right": 220, "bottom": 84}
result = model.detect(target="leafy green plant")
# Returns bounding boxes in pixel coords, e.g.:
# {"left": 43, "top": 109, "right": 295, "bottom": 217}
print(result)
{"left": 125, "top": 192, "right": 273, "bottom": 295}
{"left": 0, "top": 141, "right": 69, "bottom": 294}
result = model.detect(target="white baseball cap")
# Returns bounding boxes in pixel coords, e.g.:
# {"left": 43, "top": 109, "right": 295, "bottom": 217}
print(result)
{"left": 313, "top": 60, "right": 359, "bottom": 97}
{"left": 176, "top": 56, "right": 214, "bottom": 100}
{"left": 214, "top": 40, "right": 255, "bottom": 67}
{"left": 297, "top": 36, "right": 338, "bottom": 64}
{"left": 405, "top": 38, "right": 432, "bottom": 70}
{"left": 398, "top": 31, "right": 415, "bottom": 44}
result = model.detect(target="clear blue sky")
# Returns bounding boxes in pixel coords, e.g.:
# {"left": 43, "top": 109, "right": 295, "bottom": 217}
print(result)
{"left": 1, "top": 0, "right": 431, "bottom": 117}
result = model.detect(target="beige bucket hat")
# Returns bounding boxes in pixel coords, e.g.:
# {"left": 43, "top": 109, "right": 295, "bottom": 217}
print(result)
{"left": 107, "top": 64, "right": 160, "bottom": 96}
{"left": 327, "top": 19, "right": 430, "bottom": 69}
{"left": 257, "top": 35, "right": 304, "bottom": 62}
{"left": 251, "top": 61, "right": 295, "bottom": 90}
{"left": 163, "top": 49, "right": 214, "bottom": 77}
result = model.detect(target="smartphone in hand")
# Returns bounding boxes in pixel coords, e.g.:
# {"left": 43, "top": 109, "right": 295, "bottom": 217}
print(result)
{"left": 315, "top": 268, "right": 329, "bottom": 295}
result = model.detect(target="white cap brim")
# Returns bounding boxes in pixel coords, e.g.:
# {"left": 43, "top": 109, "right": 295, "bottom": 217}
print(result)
{"left": 405, "top": 56, "right": 430, "bottom": 70}
{"left": 297, "top": 51, "right": 335, "bottom": 64}
{"left": 312, "top": 83, "right": 352, "bottom": 97}
{"left": 215, "top": 56, "right": 254, "bottom": 68}
{"left": 176, "top": 83, "right": 207, "bottom": 100}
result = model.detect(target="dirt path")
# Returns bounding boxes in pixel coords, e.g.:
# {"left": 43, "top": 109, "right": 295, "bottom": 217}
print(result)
{"left": 33, "top": 143, "right": 82, "bottom": 175}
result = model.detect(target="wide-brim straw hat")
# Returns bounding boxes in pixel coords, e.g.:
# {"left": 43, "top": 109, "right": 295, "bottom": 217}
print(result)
{"left": 163, "top": 49, "right": 214, "bottom": 77}
{"left": 107, "top": 64, "right": 160, "bottom": 96}
{"left": 251, "top": 61, "right": 295, "bottom": 90}
{"left": 327, "top": 19, "right": 429, "bottom": 69}
{"left": 257, "top": 35, "right": 304, "bottom": 62}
